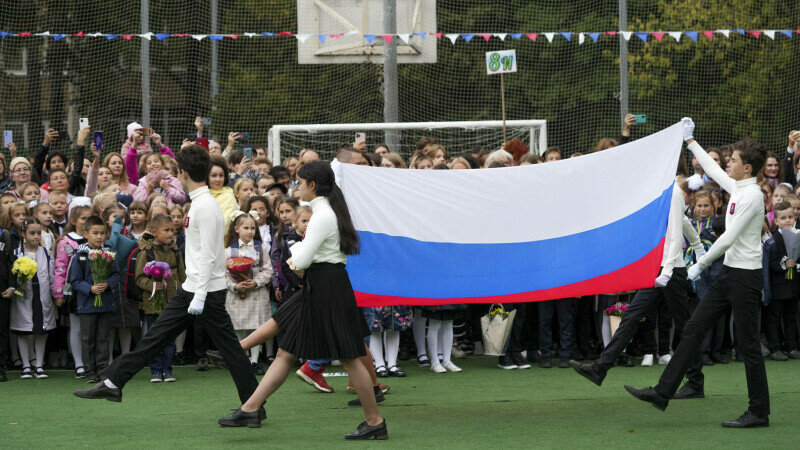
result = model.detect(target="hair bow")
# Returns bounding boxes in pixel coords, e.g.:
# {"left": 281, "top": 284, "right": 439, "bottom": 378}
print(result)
{"left": 230, "top": 210, "right": 260, "bottom": 222}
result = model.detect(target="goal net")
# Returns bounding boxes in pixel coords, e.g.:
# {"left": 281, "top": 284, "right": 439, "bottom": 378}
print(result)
{"left": 268, "top": 120, "right": 547, "bottom": 164}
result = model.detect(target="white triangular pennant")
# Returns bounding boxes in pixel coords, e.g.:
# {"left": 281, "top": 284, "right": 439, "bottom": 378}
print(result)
{"left": 35, "top": 31, "right": 51, "bottom": 36}
{"left": 295, "top": 34, "right": 310, "bottom": 43}
{"left": 244, "top": 32, "right": 257, "bottom": 38}
{"left": 494, "top": 33, "right": 507, "bottom": 41}
{"left": 191, "top": 34, "right": 207, "bottom": 41}
{"left": 346, "top": 31, "right": 359, "bottom": 36}
{"left": 716, "top": 29, "right": 730, "bottom": 38}
{"left": 621, "top": 31, "right": 633, "bottom": 41}
{"left": 544, "top": 32, "right": 555, "bottom": 43}
{"left": 397, "top": 33, "right": 410, "bottom": 44}
{"left": 445, "top": 33, "right": 459, "bottom": 44}
{"left": 87, "top": 32, "right": 104, "bottom": 37}
{"left": 140, "top": 32, "right": 153, "bottom": 41}
{"left": 764, "top": 30, "right": 776, "bottom": 40}
{"left": 668, "top": 31, "right": 682, "bottom": 42}
{"left": 578, "top": 33, "right": 585, "bottom": 44}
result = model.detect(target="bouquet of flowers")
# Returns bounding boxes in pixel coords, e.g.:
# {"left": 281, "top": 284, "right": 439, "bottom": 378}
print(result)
{"left": 226, "top": 256, "right": 255, "bottom": 299}
{"left": 88, "top": 249, "right": 116, "bottom": 307}
{"left": 142, "top": 261, "right": 173, "bottom": 313}
{"left": 11, "top": 256, "right": 38, "bottom": 297}
{"left": 604, "top": 302, "right": 628, "bottom": 317}
{"left": 480, "top": 304, "right": 517, "bottom": 356}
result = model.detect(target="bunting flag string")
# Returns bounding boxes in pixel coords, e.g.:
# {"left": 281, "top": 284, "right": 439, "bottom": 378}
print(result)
{"left": 0, "top": 29, "right": 796, "bottom": 44}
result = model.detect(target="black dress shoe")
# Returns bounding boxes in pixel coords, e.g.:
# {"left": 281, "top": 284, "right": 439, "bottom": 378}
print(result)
{"left": 218, "top": 408, "right": 262, "bottom": 428}
{"left": 569, "top": 360, "right": 604, "bottom": 387}
{"left": 558, "top": 358, "right": 570, "bottom": 368}
{"left": 702, "top": 354, "right": 715, "bottom": 366}
{"left": 540, "top": 358, "right": 552, "bottom": 368}
{"left": 348, "top": 386, "right": 385, "bottom": 407}
{"left": 672, "top": 383, "right": 704, "bottom": 400}
{"left": 617, "top": 354, "right": 634, "bottom": 367}
{"left": 345, "top": 420, "right": 388, "bottom": 440}
{"left": 230, "top": 406, "right": 267, "bottom": 420}
{"left": 74, "top": 381, "right": 122, "bottom": 403}
{"left": 0, "top": 370, "right": 7, "bottom": 382}
{"left": 722, "top": 411, "right": 769, "bottom": 428}
{"left": 624, "top": 385, "right": 668, "bottom": 411}
{"left": 711, "top": 353, "right": 729, "bottom": 364}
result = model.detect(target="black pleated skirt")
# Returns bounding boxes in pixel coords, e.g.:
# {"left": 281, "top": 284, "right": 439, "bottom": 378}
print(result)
{"left": 273, "top": 263, "right": 368, "bottom": 360}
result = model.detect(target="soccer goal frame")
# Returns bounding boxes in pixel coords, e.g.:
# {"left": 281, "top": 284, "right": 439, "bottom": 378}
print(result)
{"left": 267, "top": 120, "right": 548, "bottom": 165}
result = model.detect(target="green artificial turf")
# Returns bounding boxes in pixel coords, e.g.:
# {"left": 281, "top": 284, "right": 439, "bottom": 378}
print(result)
{"left": 1, "top": 357, "right": 798, "bottom": 449}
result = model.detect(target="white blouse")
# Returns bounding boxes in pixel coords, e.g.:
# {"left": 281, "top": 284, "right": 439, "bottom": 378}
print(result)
{"left": 289, "top": 196, "right": 347, "bottom": 270}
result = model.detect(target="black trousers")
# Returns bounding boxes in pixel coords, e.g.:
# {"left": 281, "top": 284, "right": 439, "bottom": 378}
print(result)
{"left": 0, "top": 298, "right": 9, "bottom": 368}
{"left": 595, "top": 268, "right": 703, "bottom": 389}
{"left": 766, "top": 297, "right": 799, "bottom": 353}
{"left": 640, "top": 297, "right": 672, "bottom": 355}
{"left": 501, "top": 303, "right": 527, "bottom": 355}
{"left": 539, "top": 299, "right": 576, "bottom": 358}
{"left": 656, "top": 267, "right": 769, "bottom": 417}
{"left": 104, "top": 288, "right": 258, "bottom": 404}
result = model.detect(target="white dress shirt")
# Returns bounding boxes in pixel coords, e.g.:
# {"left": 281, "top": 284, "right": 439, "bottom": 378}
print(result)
{"left": 182, "top": 186, "right": 227, "bottom": 300}
{"left": 660, "top": 181, "right": 703, "bottom": 277}
{"left": 688, "top": 141, "right": 764, "bottom": 270}
{"left": 289, "top": 196, "right": 347, "bottom": 270}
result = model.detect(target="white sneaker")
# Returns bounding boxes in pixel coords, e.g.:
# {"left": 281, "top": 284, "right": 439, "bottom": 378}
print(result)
{"left": 443, "top": 361, "right": 462, "bottom": 373}
{"left": 641, "top": 354, "right": 654, "bottom": 367}
{"left": 658, "top": 354, "right": 672, "bottom": 365}
{"left": 430, "top": 363, "right": 447, "bottom": 374}
{"left": 331, "top": 359, "right": 341, "bottom": 367}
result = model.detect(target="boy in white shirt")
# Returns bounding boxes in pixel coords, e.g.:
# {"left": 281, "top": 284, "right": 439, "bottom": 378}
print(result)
{"left": 625, "top": 118, "right": 770, "bottom": 429}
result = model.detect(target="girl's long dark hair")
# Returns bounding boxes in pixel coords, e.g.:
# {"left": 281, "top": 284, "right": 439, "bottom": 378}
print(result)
{"left": 297, "top": 162, "right": 359, "bottom": 255}
{"left": 274, "top": 195, "right": 299, "bottom": 251}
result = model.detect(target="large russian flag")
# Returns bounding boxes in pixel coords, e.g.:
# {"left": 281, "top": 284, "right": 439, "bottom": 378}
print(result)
{"left": 341, "top": 123, "right": 684, "bottom": 306}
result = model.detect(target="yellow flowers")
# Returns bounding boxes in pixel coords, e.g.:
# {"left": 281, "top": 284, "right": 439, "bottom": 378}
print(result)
{"left": 11, "top": 256, "right": 38, "bottom": 296}
{"left": 489, "top": 307, "right": 509, "bottom": 318}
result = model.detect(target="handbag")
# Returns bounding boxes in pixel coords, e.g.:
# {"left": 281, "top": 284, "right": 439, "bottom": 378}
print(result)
{"left": 480, "top": 304, "right": 517, "bottom": 356}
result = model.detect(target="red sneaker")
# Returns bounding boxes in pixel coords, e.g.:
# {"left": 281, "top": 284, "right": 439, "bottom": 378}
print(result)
{"left": 377, "top": 383, "right": 390, "bottom": 394}
{"left": 295, "top": 362, "right": 334, "bottom": 393}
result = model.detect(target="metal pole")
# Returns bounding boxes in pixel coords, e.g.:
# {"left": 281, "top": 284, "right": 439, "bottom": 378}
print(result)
{"left": 500, "top": 73, "right": 506, "bottom": 143}
{"left": 618, "top": 0, "right": 629, "bottom": 131}
{"left": 382, "top": 0, "right": 399, "bottom": 151}
{"left": 211, "top": 0, "right": 219, "bottom": 99}
{"left": 140, "top": 0, "right": 150, "bottom": 126}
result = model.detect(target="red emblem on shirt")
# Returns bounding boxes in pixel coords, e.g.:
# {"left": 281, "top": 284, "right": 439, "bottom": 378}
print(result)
{"left": 729, "top": 203, "right": 736, "bottom": 215}
{"left": 184, "top": 216, "right": 190, "bottom": 228}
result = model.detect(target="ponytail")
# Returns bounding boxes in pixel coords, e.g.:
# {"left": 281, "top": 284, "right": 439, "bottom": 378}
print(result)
{"left": 328, "top": 183, "right": 360, "bottom": 255}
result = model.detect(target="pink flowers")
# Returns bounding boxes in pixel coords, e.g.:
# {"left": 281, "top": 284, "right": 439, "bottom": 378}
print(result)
{"left": 604, "top": 302, "right": 628, "bottom": 317}
{"left": 143, "top": 261, "right": 173, "bottom": 313}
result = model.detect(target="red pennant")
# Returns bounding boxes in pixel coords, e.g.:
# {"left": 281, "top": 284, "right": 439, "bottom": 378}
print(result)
{"left": 748, "top": 30, "right": 761, "bottom": 39}
{"left": 380, "top": 34, "right": 393, "bottom": 44}
{"left": 651, "top": 32, "right": 665, "bottom": 42}
{"left": 18, "top": 32, "right": 32, "bottom": 37}
{"left": 174, "top": 34, "right": 188, "bottom": 37}
{"left": 72, "top": 31, "right": 85, "bottom": 37}
{"left": 430, "top": 32, "right": 443, "bottom": 39}
{"left": 122, "top": 34, "right": 136, "bottom": 40}
{"left": 278, "top": 31, "right": 293, "bottom": 36}
{"left": 225, "top": 34, "right": 239, "bottom": 39}
{"left": 605, "top": 31, "right": 617, "bottom": 36}
{"left": 478, "top": 33, "right": 491, "bottom": 42}
{"left": 330, "top": 33, "right": 344, "bottom": 39}
{"left": 524, "top": 33, "right": 538, "bottom": 42}
{"left": 702, "top": 30, "right": 713, "bottom": 41}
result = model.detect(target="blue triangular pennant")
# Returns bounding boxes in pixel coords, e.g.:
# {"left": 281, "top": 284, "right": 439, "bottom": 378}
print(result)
{"left": 105, "top": 34, "right": 118, "bottom": 40}
{"left": 0, "top": 31, "right": 12, "bottom": 39}
{"left": 316, "top": 34, "right": 326, "bottom": 43}
{"left": 364, "top": 34, "right": 376, "bottom": 44}
{"left": 53, "top": 34, "right": 67, "bottom": 41}
{"left": 731, "top": 29, "right": 745, "bottom": 35}
{"left": 412, "top": 32, "right": 426, "bottom": 39}
{"left": 589, "top": 32, "right": 601, "bottom": 42}
{"left": 461, "top": 33, "right": 475, "bottom": 43}
{"left": 261, "top": 32, "right": 276, "bottom": 37}
{"left": 155, "top": 33, "right": 171, "bottom": 41}
{"left": 779, "top": 30, "right": 793, "bottom": 39}
{"left": 636, "top": 32, "right": 649, "bottom": 42}
{"left": 209, "top": 34, "right": 224, "bottom": 41}
{"left": 559, "top": 32, "right": 572, "bottom": 42}
{"left": 509, "top": 33, "right": 523, "bottom": 40}
{"left": 685, "top": 31, "right": 698, "bottom": 42}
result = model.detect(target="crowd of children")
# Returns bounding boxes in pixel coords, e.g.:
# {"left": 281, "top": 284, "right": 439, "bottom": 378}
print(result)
{"left": 1, "top": 116, "right": 799, "bottom": 397}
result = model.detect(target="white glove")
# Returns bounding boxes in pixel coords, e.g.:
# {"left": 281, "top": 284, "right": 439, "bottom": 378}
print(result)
{"left": 687, "top": 173, "right": 704, "bottom": 191}
{"left": 188, "top": 297, "right": 205, "bottom": 315}
{"left": 681, "top": 117, "right": 695, "bottom": 141}
{"left": 694, "top": 247, "right": 706, "bottom": 261}
{"left": 687, "top": 264, "right": 703, "bottom": 281}
{"left": 654, "top": 274, "right": 671, "bottom": 288}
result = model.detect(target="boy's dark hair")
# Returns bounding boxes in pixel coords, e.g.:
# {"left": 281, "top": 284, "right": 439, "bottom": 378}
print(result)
{"left": 228, "top": 149, "right": 244, "bottom": 166}
{"left": 544, "top": 146, "right": 562, "bottom": 157}
{"left": 176, "top": 144, "right": 211, "bottom": 183}
{"left": 269, "top": 165, "right": 290, "bottom": 181}
{"left": 85, "top": 215, "right": 106, "bottom": 231}
{"left": 149, "top": 214, "right": 172, "bottom": 230}
{"left": 735, "top": 139, "right": 767, "bottom": 176}
{"left": 774, "top": 200, "right": 793, "bottom": 214}
{"left": 433, "top": 163, "right": 449, "bottom": 170}
{"left": 48, "top": 168, "right": 68, "bottom": 180}
{"left": 46, "top": 150, "right": 68, "bottom": 171}
{"left": 416, "top": 136, "right": 437, "bottom": 150}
